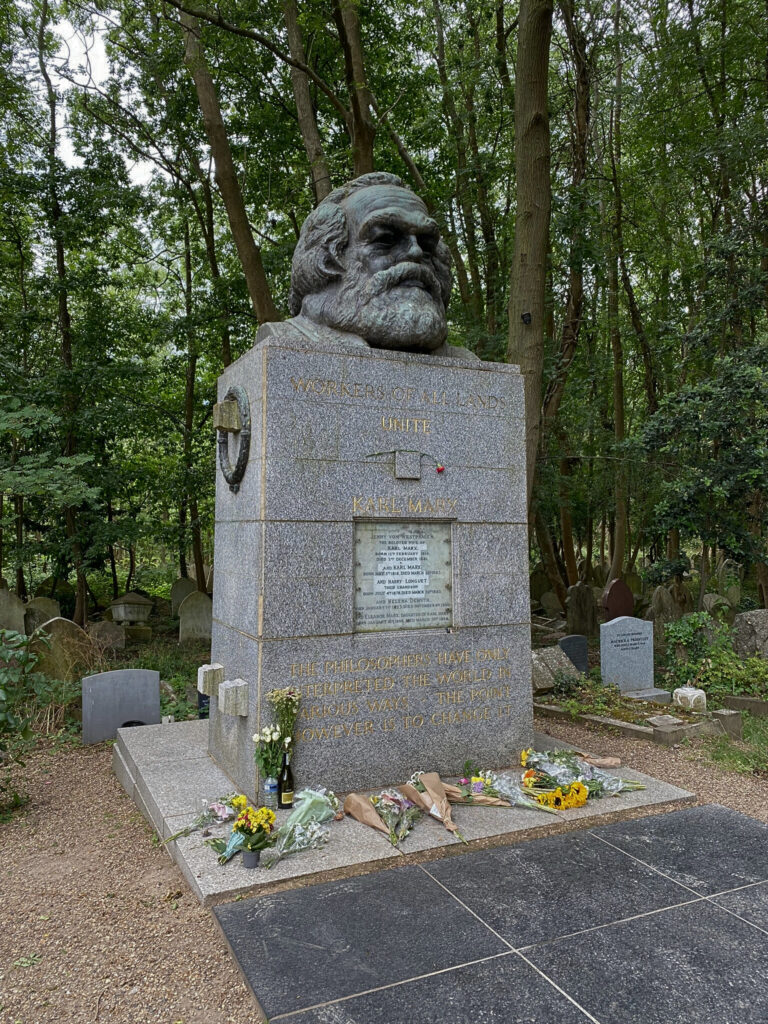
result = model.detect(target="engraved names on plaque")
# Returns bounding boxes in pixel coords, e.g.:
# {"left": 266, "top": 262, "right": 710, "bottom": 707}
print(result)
{"left": 354, "top": 521, "right": 452, "bottom": 631}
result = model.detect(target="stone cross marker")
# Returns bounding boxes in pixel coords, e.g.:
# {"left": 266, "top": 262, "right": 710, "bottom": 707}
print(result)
{"left": 600, "top": 616, "right": 654, "bottom": 693}
{"left": 208, "top": 171, "right": 532, "bottom": 796}
{"left": 82, "top": 669, "right": 161, "bottom": 744}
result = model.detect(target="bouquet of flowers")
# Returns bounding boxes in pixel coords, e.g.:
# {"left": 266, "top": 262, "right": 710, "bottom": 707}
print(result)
{"left": 263, "top": 788, "right": 340, "bottom": 868}
{"left": 478, "top": 770, "right": 560, "bottom": 815}
{"left": 206, "top": 803, "right": 277, "bottom": 863}
{"left": 401, "top": 771, "right": 466, "bottom": 842}
{"left": 370, "top": 789, "right": 421, "bottom": 845}
{"left": 253, "top": 724, "right": 286, "bottom": 779}
{"left": 519, "top": 748, "right": 646, "bottom": 804}
{"left": 163, "top": 792, "right": 247, "bottom": 844}
{"left": 266, "top": 686, "right": 301, "bottom": 742}
{"left": 343, "top": 788, "right": 421, "bottom": 846}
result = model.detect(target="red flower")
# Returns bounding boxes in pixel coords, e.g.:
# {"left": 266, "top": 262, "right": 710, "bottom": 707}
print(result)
{"left": 436, "top": 464, "right": 445, "bottom": 473}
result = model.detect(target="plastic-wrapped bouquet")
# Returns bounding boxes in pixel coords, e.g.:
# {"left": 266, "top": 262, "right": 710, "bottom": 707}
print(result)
{"left": 262, "top": 788, "right": 340, "bottom": 868}
{"left": 205, "top": 803, "right": 277, "bottom": 863}
{"left": 479, "top": 769, "right": 560, "bottom": 815}
{"left": 163, "top": 793, "right": 247, "bottom": 844}
{"left": 519, "top": 748, "right": 646, "bottom": 804}
{"left": 371, "top": 789, "right": 421, "bottom": 845}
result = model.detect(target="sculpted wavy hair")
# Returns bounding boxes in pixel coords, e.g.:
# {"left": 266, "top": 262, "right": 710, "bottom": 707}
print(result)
{"left": 289, "top": 172, "right": 452, "bottom": 316}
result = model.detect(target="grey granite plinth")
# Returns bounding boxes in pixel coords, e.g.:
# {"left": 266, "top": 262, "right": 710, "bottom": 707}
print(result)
{"left": 210, "top": 337, "right": 532, "bottom": 795}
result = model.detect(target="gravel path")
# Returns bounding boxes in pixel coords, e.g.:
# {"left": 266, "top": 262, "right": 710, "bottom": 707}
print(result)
{"left": 1, "top": 719, "right": 764, "bottom": 1023}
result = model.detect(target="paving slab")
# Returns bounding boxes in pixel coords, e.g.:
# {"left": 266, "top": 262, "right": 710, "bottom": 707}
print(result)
{"left": 271, "top": 953, "right": 595, "bottom": 1023}
{"left": 525, "top": 898, "right": 768, "bottom": 1024}
{"left": 710, "top": 879, "right": 768, "bottom": 931}
{"left": 591, "top": 803, "right": 768, "bottom": 895}
{"left": 422, "top": 829, "right": 693, "bottom": 947}
{"left": 213, "top": 866, "right": 509, "bottom": 1021}
{"left": 213, "top": 806, "right": 768, "bottom": 1022}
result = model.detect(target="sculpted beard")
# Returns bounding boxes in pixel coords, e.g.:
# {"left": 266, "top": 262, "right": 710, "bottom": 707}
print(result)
{"left": 302, "top": 258, "right": 448, "bottom": 352}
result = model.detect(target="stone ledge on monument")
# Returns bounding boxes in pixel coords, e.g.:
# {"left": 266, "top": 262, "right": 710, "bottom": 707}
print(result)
{"left": 218, "top": 678, "right": 249, "bottom": 717}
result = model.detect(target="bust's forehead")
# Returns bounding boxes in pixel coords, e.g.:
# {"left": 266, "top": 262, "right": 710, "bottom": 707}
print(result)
{"left": 343, "top": 185, "right": 435, "bottom": 233}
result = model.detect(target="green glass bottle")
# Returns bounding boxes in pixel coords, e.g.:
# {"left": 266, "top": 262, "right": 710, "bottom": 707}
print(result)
{"left": 278, "top": 750, "right": 294, "bottom": 809}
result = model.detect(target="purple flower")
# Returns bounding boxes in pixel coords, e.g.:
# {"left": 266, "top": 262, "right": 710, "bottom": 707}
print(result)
{"left": 472, "top": 781, "right": 484, "bottom": 793}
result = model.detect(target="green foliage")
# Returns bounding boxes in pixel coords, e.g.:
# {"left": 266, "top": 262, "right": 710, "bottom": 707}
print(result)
{"left": 664, "top": 612, "right": 768, "bottom": 701}
{"left": 641, "top": 556, "right": 691, "bottom": 588}
{"left": 0, "top": 628, "right": 45, "bottom": 755}
{"left": 703, "top": 714, "right": 768, "bottom": 776}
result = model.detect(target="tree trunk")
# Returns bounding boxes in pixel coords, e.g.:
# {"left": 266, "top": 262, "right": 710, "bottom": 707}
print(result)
{"left": 14, "top": 495, "right": 26, "bottom": 601}
{"left": 541, "top": 0, "right": 591, "bottom": 434}
{"left": 507, "top": 0, "right": 553, "bottom": 511}
{"left": 38, "top": 0, "right": 87, "bottom": 626}
{"left": 534, "top": 505, "right": 567, "bottom": 610}
{"left": 180, "top": 14, "right": 279, "bottom": 324}
{"left": 559, "top": 458, "right": 579, "bottom": 585}
{"left": 332, "top": 0, "right": 375, "bottom": 175}
{"left": 283, "top": 0, "right": 333, "bottom": 202}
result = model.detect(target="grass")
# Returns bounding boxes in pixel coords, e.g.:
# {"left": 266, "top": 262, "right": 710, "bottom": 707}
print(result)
{"left": 701, "top": 713, "right": 768, "bottom": 776}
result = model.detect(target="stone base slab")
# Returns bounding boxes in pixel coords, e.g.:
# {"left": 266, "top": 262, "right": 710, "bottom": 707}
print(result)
{"left": 113, "top": 720, "right": 695, "bottom": 907}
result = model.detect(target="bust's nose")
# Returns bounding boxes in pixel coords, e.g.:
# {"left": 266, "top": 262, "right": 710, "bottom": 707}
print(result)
{"left": 402, "top": 233, "right": 428, "bottom": 262}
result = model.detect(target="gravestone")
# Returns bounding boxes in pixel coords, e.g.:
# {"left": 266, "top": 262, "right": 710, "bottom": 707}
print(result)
{"left": 703, "top": 592, "right": 734, "bottom": 624}
{"left": 24, "top": 597, "right": 61, "bottom": 635}
{"left": 529, "top": 566, "right": 549, "bottom": 604}
{"left": 645, "top": 585, "right": 676, "bottom": 646}
{"left": 206, "top": 566, "right": 214, "bottom": 594}
{"left": 602, "top": 578, "right": 634, "bottom": 622}
{"left": 559, "top": 634, "right": 588, "bottom": 675}
{"left": 208, "top": 171, "right": 532, "bottom": 796}
{"left": 624, "top": 570, "right": 643, "bottom": 596}
{"left": 600, "top": 616, "right": 660, "bottom": 696}
{"left": 732, "top": 610, "right": 768, "bottom": 659}
{"left": 179, "top": 591, "right": 212, "bottom": 645}
{"left": 540, "top": 591, "right": 564, "bottom": 619}
{"left": 565, "top": 581, "right": 598, "bottom": 636}
{"left": 171, "top": 577, "right": 197, "bottom": 617}
{"left": 82, "top": 669, "right": 161, "bottom": 744}
{"left": 88, "top": 619, "right": 126, "bottom": 651}
{"left": 0, "top": 590, "right": 26, "bottom": 634}
{"left": 30, "top": 617, "right": 94, "bottom": 683}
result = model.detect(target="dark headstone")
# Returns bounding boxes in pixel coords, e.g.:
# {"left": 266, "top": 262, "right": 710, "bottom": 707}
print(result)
{"left": 602, "top": 578, "right": 634, "bottom": 622}
{"left": 565, "top": 581, "right": 598, "bottom": 636}
{"left": 82, "top": 669, "right": 161, "bottom": 744}
{"left": 559, "top": 635, "right": 588, "bottom": 675}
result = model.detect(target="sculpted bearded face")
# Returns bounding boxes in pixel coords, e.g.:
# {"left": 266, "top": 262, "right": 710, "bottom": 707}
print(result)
{"left": 289, "top": 174, "right": 452, "bottom": 353}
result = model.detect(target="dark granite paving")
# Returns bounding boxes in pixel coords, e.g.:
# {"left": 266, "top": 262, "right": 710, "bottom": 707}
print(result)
{"left": 214, "top": 806, "right": 768, "bottom": 1023}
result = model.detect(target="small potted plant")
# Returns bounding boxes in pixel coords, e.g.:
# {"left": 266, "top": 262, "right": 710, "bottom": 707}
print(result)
{"left": 233, "top": 805, "right": 277, "bottom": 868}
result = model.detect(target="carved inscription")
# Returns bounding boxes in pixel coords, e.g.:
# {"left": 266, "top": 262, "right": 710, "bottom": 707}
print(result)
{"left": 290, "top": 376, "right": 507, "bottom": 414}
{"left": 291, "top": 646, "right": 516, "bottom": 743}
{"left": 354, "top": 521, "right": 452, "bottom": 631}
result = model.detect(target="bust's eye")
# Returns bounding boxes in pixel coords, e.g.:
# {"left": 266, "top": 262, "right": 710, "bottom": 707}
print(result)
{"left": 369, "top": 226, "right": 399, "bottom": 247}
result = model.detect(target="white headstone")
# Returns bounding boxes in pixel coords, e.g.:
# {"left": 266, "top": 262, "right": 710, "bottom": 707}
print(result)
{"left": 600, "top": 616, "right": 654, "bottom": 693}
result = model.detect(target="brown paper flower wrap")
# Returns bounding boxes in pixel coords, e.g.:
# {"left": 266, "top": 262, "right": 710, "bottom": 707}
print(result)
{"left": 342, "top": 792, "right": 390, "bottom": 836}
{"left": 399, "top": 772, "right": 463, "bottom": 838}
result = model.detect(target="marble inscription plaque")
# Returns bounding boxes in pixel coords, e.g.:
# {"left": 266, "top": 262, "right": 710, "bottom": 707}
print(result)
{"left": 354, "top": 521, "right": 452, "bottom": 631}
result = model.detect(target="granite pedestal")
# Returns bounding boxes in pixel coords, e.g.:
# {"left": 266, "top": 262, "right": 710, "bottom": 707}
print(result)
{"left": 210, "top": 336, "right": 532, "bottom": 796}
